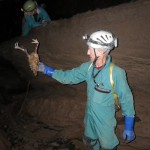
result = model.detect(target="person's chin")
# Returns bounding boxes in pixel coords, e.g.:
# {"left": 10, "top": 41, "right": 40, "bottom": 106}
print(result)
{"left": 89, "top": 58, "right": 93, "bottom": 62}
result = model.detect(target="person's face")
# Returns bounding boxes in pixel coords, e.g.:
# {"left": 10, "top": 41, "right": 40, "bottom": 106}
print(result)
{"left": 25, "top": 9, "right": 37, "bottom": 16}
{"left": 87, "top": 47, "right": 96, "bottom": 62}
{"left": 87, "top": 46, "right": 108, "bottom": 67}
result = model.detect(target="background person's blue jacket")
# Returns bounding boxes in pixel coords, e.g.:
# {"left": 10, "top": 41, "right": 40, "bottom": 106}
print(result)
{"left": 22, "top": 7, "right": 51, "bottom": 36}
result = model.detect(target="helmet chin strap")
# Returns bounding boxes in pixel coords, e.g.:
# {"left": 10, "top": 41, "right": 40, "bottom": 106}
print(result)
{"left": 93, "top": 48, "right": 108, "bottom": 69}
{"left": 93, "top": 49, "right": 99, "bottom": 66}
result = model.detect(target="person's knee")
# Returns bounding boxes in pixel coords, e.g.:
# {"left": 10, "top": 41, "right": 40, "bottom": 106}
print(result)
{"left": 83, "top": 136, "right": 99, "bottom": 150}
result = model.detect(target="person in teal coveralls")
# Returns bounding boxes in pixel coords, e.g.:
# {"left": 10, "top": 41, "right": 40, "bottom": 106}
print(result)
{"left": 37, "top": 30, "right": 136, "bottom": 150}
{"left": 21, "top": 0, "right": 51, "bottom": 36}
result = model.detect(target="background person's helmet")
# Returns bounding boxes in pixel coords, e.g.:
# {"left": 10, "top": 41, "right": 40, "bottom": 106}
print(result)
{"left": 23, "top": 0, "right": 37, "bottom": 12}
{"left": 83, "top": 30, "right": 118, "bottom": 50}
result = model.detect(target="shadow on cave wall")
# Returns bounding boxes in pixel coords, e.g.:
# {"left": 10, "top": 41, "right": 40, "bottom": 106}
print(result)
{"left": 0, "top": 56, "right": 28, "bottom": 105}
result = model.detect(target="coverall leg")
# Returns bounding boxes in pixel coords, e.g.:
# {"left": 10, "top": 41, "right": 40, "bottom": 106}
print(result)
{"left": 84, "top": 103, "right": 119, "bottom": 150}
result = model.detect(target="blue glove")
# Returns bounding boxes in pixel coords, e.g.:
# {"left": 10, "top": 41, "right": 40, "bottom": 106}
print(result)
{"left": 123, "top": 116, "right": 135, "bottom": 143}
{"left": 38, "top": 62, "right": 55, "bottom": 77}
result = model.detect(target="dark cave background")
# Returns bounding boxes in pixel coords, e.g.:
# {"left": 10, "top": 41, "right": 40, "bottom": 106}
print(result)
{"left": 0, "top": 0, "right": 135, "bottom": 43}
{"left": 0, "top": 0, "right": 136, "bottom": 99}
{"left": 0, "top": 0, "right": 136, "bottom": 105}
{"left": 0, "top": 0, "right": 136, "bottom": 103}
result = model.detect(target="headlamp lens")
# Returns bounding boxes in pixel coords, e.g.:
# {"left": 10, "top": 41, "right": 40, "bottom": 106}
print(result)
{"left": 83, "top": 34, "right": 90, "bottom": 41}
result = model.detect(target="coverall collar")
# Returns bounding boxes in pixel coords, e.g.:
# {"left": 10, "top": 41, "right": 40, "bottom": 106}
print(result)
{"left": 88, "top": 55, "right": 111, "bottom": 71}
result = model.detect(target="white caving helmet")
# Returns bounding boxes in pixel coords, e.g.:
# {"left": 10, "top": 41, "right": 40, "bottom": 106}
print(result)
{"left": 83, "top": 30, "right": 118, "bottom": 50}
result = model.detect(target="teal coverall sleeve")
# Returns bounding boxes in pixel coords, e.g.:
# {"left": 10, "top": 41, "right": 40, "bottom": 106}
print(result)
{"left": 52, "top": 62, "right": 90, "bottom": 84}
{"left": 22, "top": 15, "right": 42, "bottom": 36}
{"left": 22, "top": 19, "right": 31, "bottom": 36}
{"left": 38, "top": 7, "right": 51, "bottom": 22}
{"left": 113, "top": 66, "right": 135, "bottom": 117}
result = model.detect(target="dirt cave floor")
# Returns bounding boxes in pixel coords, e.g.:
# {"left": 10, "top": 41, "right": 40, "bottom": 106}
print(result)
{"left": 0, "top": 78, "right": 149, "bottom": 150}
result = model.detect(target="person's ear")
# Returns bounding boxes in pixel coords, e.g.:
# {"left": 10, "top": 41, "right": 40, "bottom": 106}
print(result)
{"left": 97, "top": 50, "right": 103, "bottom": 55}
